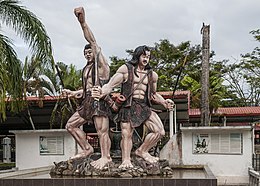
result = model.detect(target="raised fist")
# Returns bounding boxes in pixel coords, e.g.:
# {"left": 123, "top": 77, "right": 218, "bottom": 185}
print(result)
{"left": 74, "top": 7, "right": 85, "bottom": 23}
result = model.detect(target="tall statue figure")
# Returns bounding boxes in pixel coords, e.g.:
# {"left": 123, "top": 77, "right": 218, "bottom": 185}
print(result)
{"left": 92, "top": 45, "right": 174, "bottom": 169}
{"left": 62, "top": 7, "right": 111, "bottom": 170}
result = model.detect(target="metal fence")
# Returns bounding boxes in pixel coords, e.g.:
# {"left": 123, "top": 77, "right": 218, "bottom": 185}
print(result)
{"left": 253, "top": 154, "right": 260, "bottom": 172}
{"left": 250, "top": 154, "right": 260, "bottom": 185}
{"left": 249, "top": 167, "right": 260, "bottom": 186}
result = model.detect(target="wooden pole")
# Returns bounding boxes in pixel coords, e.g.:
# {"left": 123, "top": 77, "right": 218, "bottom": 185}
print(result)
{"left": 201, "top": 23, "right": 210, "bottom": 126}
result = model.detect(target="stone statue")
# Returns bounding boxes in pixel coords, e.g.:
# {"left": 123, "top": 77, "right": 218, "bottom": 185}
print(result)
{"left": 92, "top": 45, "right": 174, "bottom": 169}
{"left": 62, "top": 7, "right": 111, "bottom": 170}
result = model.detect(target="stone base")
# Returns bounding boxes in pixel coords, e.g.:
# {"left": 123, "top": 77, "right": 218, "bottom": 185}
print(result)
{"left": 50, "top": 153, "right": 174, "bottom": 178}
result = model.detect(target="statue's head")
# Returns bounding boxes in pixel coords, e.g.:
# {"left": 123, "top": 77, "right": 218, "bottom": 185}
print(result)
{"left": 83, "top": 44, "right": 94, "bottom": 63}
{"left": 129, "top": 45, "right": 151, "bottom": 70}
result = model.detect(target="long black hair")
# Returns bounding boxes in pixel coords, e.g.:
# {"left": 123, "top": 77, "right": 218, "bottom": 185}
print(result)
{"left": 128, "top": 45, "right": 152, "bottom": 77}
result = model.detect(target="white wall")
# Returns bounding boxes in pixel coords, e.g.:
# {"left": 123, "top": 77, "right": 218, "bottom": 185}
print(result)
{"left": 181, "top": 126, "right": 252, "bottom": 185}
{"left": 10, "top": 129, "right": 76, "bottom": 170}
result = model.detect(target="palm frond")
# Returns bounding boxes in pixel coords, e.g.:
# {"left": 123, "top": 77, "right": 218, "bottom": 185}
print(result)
{"left": 0, "top": 32, "right": 24, "bottom": 120}
{"left": 0, "top": 0, "right": 54, "bottom": 67}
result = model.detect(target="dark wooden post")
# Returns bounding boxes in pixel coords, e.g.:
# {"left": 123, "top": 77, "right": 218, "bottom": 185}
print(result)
{"left": 201, "top": 23, "right": 210, "bottom": 126}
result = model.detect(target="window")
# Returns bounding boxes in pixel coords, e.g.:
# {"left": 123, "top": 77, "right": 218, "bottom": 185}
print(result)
{"left": 193, "top": 133, "right": 242, "bottom": 154}
{"left": 255, "top": 130, "right": 260, "bottom": 145}
{"left": 39, "top": 136, "right": 64, "bottom": 155}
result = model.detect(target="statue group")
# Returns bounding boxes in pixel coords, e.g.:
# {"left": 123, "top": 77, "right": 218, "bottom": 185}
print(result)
{"left": 62, "top": 7, "right": 174, "bottom": 171}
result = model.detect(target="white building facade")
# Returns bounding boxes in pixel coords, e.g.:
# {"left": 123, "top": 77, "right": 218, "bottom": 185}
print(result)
{"left": 181, "top": 126, "right": 253, "bottom": 185}
{"left": 10, "top": 129, "right": 76, "bottom": 170}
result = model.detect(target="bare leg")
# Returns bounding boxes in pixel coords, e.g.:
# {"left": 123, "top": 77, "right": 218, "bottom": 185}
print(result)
{"left": 66, "top": 111, "right": 94, "bottom": 159}
{"left": 119, "top": 122, "right": 134, "bottom": 169}
{"left": 90, "top": 116, "right": 112, "bottom": 169}
{"left": 135, "top": 111, "right": 165, "bottom": 163}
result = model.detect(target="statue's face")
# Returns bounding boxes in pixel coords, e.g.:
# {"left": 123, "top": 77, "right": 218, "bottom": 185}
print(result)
{"left": 84, "top": 48, "right": 94, "bottom": 63}
{"left": 139, "top": 50, "right": 150, "bottom": 67}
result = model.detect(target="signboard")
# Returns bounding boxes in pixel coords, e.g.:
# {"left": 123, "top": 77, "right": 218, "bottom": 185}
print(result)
{"left": 39, "top": 136, "right": 64, "bottom": 155}
{"left": 193, "top": 133, "right": 242, "bottom": 154}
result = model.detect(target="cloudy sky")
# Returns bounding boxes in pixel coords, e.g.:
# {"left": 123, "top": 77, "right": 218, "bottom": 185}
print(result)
{"left": 4, "top": 0, "right": 260, "bottom": 69}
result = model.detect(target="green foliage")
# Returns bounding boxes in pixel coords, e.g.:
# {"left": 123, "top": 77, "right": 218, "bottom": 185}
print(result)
{"left": 56, "top": 62, "right": 82, "bottom": 90}
{"left": 150, "top": 39, "right": 202, "bottom": 91}
{"left": 0, "top": 0, "right": 53, "bottom": 64}
{"left": 221, "top": 29, "right": 260, "bottom": 106}
{"left": 0, "top": 33, "right": 24, "bottom": 120}
{"left": 109, "top": 56, "right": 127, "bottom": 76}
{"left": 50, "top": 97, "right": 77, "bottom": 129}
{"left": 181, "top": 66, "right": 228, "bottom": 113}
{"left": 41, "top": 61, "right": 82, "bottom": 95}
{"left": 0, "top": 0, "right": 53, "bottom": 120}
{"left": 250, "top": 29, "right": 260, "bottom": 42}
{"left": 48, "top": 62, "right": 81, "bottom": 129}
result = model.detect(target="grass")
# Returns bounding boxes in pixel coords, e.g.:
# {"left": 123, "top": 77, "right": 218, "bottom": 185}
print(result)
{"left": 0, "top": 162, "right": 15, "bottom": 170}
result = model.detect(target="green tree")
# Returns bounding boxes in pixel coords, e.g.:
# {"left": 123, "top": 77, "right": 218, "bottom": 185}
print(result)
{"left": 222, "top": 29, "right": 260, "bottom": 106}
{"left": 0, "top": 0, "right": 53, "bottom": 120}
{"left": 109, "top": 56, "right": 127, "bottom": 77}
{"left": 181, "top": 68, "right": 227, "bottom": 114}
{"left": 55, "top": 62, "right": 82, "bottom": 91}
{"left": 150, "top": 39, "right": 201, "bottom": 91}
{"left": 48, "top": 62, "right": 82, "bottom": 129}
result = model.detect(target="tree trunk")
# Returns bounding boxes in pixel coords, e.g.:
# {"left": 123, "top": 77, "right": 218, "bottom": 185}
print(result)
{"left": 201, "top": 24, "right": 210, "bottom": 126}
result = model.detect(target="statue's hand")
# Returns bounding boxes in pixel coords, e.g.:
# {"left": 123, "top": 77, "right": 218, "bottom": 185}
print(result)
{"left": 62, "top": 89, "right": 74, "bottom": 97}
{"left": 164, "top": 99, "right": 174, "bottom": 111}
{"left": 74, "top": 7, "right": 85, "bottom": 23}
{"left": 91, "top": 86, "right": 102, "bottom": 99}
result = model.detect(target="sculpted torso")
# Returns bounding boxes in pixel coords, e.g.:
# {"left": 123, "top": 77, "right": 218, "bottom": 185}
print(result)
{"left": 132, "top": 70, "right": 149, "bottom": 100}
{"left": 84, "top": 63, "right": 109, "bottom": 90}
{"left": 101, "top": 64, "right": 157, "bottom": 99}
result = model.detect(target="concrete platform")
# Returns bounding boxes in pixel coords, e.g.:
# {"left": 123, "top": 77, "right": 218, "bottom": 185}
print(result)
{"left": 0, "top": 165, "right": 217, "bottom": 186}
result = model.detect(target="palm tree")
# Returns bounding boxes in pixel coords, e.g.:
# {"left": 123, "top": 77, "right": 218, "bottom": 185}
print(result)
{"left": 0, "top": 0, "right": 53, "bottom": 120}
{"left": 181, "top": 72, "right": 227, "bottom": 124}
{"left": 49, "top": 62, "right": 82, "bottom": 129}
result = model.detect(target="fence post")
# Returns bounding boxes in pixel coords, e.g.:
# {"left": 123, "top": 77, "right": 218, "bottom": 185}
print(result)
{"left": 3, "top": 137, "right": 11, "bottom": 163}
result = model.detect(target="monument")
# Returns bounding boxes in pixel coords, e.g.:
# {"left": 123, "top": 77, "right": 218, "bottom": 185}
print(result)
{"left": 51, "top": 45, "right": 175, "bottom": 177}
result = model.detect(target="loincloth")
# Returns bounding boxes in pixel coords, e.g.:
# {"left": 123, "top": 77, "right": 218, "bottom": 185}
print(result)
{"left": 77, "top": 92, "right": 111, "bottom": 123}
{"left": 118, "top": 98, "right": 151, "bottom": 128}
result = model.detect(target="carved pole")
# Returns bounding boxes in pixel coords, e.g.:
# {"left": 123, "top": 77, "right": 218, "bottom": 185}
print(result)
{"left": 201, "top": 23, "right": 210, "bottom": 126}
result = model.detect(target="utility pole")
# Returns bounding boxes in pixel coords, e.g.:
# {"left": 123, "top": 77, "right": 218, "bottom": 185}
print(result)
{"left": 200, "top": 23, "right": 210, "bottom": 126}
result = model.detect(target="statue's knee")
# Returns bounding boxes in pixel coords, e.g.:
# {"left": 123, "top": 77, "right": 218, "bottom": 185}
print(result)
{"left": 157, "top": 129, "right": 165, "bottom": 138}
{"left": 66, "top": 123, "right": 73, "bottom": 132}
{"left": 161, "top": 129, "right": 165, "bottom": 137}
{"left": 121, "top": 128, "right": 132, "bottom": 139}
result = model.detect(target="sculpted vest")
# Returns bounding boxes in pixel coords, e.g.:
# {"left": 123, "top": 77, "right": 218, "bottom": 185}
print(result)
{"left": 121, "top": 63, "right": 154, "bottom": 107}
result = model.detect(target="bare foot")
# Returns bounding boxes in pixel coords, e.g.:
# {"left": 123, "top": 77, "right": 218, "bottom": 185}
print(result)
{"left": 118, "top": 160, "right": 134, "bottom": 169}
{"left": 70, "top": 147, "right": 94, "bottom": 159}
{"left": 135, "top": 150, "right": 159, "bottom": 164}
{"left": 90, "top": 157, "right": 112, "bottom": 170}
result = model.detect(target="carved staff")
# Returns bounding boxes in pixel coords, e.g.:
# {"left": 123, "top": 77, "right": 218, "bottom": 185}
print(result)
{"left": 93, "top": 49, "right": 101, "bottom": 108}
{"left": 170, "top": 54, "right": 188, "bottom": 136}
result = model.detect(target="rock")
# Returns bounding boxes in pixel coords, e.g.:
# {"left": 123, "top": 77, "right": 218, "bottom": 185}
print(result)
{"left": 84, "top": 170, "right": 92, "bottom": 176}
{"left": 120, "top": 172, "right": 133, "bottom": 178}
{"left": 50, "top": 154, "right": 171, "bottom": 178}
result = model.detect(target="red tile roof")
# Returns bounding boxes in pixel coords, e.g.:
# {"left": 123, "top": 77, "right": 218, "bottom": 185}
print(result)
{"left": 25, "top": 90, "right": 191, "bottom": 101}
{"left": 190, "top": 107, "right": 260, "bottom": 117}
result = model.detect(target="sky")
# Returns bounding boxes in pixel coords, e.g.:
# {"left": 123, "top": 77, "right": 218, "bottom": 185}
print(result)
{"left": 3, "top": 0, "right": 260, "bottom": 69}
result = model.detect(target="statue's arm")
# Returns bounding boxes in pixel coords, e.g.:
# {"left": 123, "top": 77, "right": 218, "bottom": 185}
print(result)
{"left": 74, "top": 7, "right": 109, "bottom": 79}
{"left": 151, "top": 71, "right": 174, "bottom": 110}
{"left": 62, "top": 89, "right": 83, "bottom": 98}
{"left": 101, "top": 65, "right": 128, "bottom": 96}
